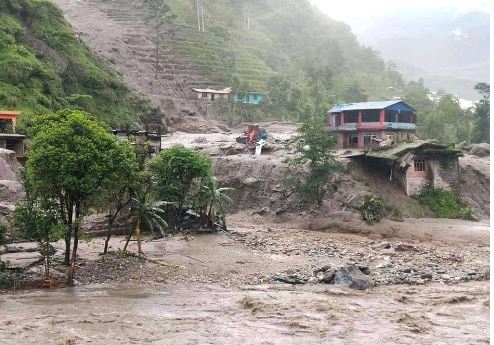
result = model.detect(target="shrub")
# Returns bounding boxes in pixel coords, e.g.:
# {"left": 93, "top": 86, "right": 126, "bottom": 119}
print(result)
{"left": 415, "top": 188, "right": 479, "bottom": 221}
{"left": 0, "top": 223, "right": 7, "bottom": 244}
{"left": 361, "top": 194, "right": 385, "bottom": 224}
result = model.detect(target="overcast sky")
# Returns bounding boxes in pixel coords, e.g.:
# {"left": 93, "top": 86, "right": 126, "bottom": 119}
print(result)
{"left": 308, "top": 0, "right": 490, "bottom": 22}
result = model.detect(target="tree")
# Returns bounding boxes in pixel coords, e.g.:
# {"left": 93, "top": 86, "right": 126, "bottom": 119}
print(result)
{"left": 340, "top": 81, "right": 368, "bottom": 103}
{"left": 421, "top": 94, "right": 471, "bottom": 144}
{"left": 123, "top": 178, "right": 169, "bottom": 254}
{"left": 12, "top": 169, "right": 64, "bottom": 279}
{"left": 26, "top": 109, "right": 133, "bottom": 285}
{"left": 195, "top": 176, "right": 234, "bottom": 230}
{"left": 100, "top": 141, "right": 139, "bottom": 254}
{"left": 149, "top": 145, "right": 213, "bottom": 228}
{"left": 472, "top": 83, "right": 490, "bottom": 143}
{"left": 287, "top": 118, "right": 340, "bottom": 205}
{"left": 138, "top": 0, "right": 176, "bottom": 79}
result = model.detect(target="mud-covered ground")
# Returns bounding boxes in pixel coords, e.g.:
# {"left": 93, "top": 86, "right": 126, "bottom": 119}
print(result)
{"left": 0, "top": 214, "right": 490, "bottom": 344}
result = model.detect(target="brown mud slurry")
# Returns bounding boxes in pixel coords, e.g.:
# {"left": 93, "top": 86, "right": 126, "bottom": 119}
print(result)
{"left": 0, "top": 214, "right": 490, "bottom": 344}
{"left": 0, "top": 281, "right": 489, "bottom": 345}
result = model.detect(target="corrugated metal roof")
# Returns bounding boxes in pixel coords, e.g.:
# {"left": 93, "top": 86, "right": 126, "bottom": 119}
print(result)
{"left": 192, "top": 87, "right": 231, "bottom": 94}
{"left": 329, "top": 100, "right": 407, "bottom": 112}
{"left": 366, "top": 141, "right": 460, "bottom": 160}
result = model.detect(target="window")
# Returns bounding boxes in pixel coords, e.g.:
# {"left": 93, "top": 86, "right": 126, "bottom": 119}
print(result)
{"left": 385, "top": 110, "right": 398, "bottom": 122}
{"left": 345, "top": 111, "right": 359, "bottom": 123}
{"left": 364, "top": 133, "right": 378, "bottom": 145}
{"left": 398, "top": 112, "right": 412, "bottom": 123}
{"left": 414, "top": 159, "right": 426, "bottom": 172}
{"left": 202, "top": 92, "right": 208, "bottom": 98}
{"left": 362, "top": 110, "right": 380, "bottom": 122}
{"left": 334, "top": 114, "right": 341, "bottom": 125}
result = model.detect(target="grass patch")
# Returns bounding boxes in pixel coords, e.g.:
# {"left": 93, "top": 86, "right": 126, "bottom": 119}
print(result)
{"left": 415, "top": 188, "right": 479, "bottom": 221}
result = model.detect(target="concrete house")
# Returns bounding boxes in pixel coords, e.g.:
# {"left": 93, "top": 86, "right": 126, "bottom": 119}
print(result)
{"left": 232, "top": 92, "right": 267, "bottom": 105}
{"left": 192, "top": 87, "right": 230, "bottom": 101}
{"left": 0, "top": 111, "right": 26, "bottom": 160}
{"left": 328, "top": 101, "right": 417, "bottom": 149}
{"left": 112, "top": 129, "right": 162, "bottom": 156}
{"left": 351, "top": 141, "right": 462, "bottom": 196}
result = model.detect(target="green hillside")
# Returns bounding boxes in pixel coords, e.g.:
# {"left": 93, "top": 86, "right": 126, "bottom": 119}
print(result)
{"left": 155, "top": 0, "right": 405, "bottom": 119}
{"left": 0, "top": 0, "right": 155, "bottom": 131}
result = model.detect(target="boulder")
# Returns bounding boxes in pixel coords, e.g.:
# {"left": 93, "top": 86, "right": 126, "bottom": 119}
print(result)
{"left": 273, "top": 269, "right": 308, "bottom": 285}
{"left": 469, "top": 143, "right": 490, "bottom": 157}
{"left": 314, "top": 265, "right": 336, "bottom": 283}
{"left": 394, "top": 243, "right": 419, "bottom": 252}
{"left": 333, "top": 264, "right": 373, "bottom": 290}
{"left": 0, "top": 251, "right": 42, "bottom": 269}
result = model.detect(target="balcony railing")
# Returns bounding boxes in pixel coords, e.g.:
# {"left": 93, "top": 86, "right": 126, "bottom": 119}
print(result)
{"left": 329, "top": 122, "right": 416, "bottom": 131}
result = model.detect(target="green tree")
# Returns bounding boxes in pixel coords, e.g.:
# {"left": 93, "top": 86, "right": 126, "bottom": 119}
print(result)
{"left": 287, "top": 118, "right": 340, "bottom": 205}
{"left": 149, "top": 145, "right": 213, "bottom": 228}
{"left": 424, "top": 94, "right": 471, "bottom": 144}
{"left": 25, "top": 109, "right": 133, "bottom": 284}
{"left": 139, "top": 0, "right": 176, "bottom": 79}
{"left": 403, "top": 79, "right": 434, "bottom": 139}
{"left": 123, "top": 179, "right": 169, "bottom": 254}
{"left": 195, "top": 176, "right": 234, "bottom": 230}
{"left": 340, "top": 81, "right": 368, "bottom": 103}
{"left": 12, "top": 201, "right": 63, "bottom": 278}
{"left": 472, "top": 82, "right": 490, "bottom": 143}
{"left": 100, "top": 141, "right": 139, "bottom": 254}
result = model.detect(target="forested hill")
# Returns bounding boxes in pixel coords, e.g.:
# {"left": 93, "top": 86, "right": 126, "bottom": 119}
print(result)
{"left": 0, "top": 0, "right": 156, "bottom": 131}
{"left": 158, "top": 0, "right": 404, "bottom": 118}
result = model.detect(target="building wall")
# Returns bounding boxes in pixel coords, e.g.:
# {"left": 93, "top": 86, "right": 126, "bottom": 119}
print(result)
{"left": 233, "top": 93, "right": 264, "bottom": 105}
{"left": 401, "top": 157, "right": 459, "bottom": 196}
{"left": 405, "top": 165, "right": 432, "bottom": 196}
{"left": 430, "top": 158, "right": 460, "bottom": 190}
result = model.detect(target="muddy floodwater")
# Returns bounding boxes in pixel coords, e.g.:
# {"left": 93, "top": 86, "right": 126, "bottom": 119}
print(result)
{"left": 0, "top": 280, "right": 489, "bottom": 345}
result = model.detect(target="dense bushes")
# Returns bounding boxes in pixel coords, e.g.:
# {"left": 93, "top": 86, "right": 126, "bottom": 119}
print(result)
{"left": 361, "top": 195, "right": 385, "bottom": 224}
{"left": 415, "top": 189, "right": 478, "bottom": 221}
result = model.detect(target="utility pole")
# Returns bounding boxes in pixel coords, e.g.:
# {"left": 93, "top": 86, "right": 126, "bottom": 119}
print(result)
{"left": 197, "top": 0, "right": 205, "bottom": 32}
{"left": 243, "top": 0, "right": 250, "bottom": 31}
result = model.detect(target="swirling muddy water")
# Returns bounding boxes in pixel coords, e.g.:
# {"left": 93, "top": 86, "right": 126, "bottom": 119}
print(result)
{"left": 0, "top": 281, "right": 489, "bottom": 344}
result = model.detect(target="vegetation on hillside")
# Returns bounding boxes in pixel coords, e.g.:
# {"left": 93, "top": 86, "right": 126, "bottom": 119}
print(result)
{"left": 361, "top": 194, "right": 386, "bottom": 224}
{"left": 0, "top": 0, "right": 157, "bottom": 131}
{"left": 286, "top": 118, "right": 340, "bottom": 205}
{"left": 404, "top": 80, "right": 490, "bottom": 144}
{"left": 415, "top": 188, "right": 478, "bottom": 221}
{"left": 134, "top": 0, "right": 405, "bottom": 121}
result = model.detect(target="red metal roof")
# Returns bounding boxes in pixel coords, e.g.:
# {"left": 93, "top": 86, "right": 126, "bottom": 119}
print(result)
{"left": 0, "top": 111, "right": 20, "bottom": 121}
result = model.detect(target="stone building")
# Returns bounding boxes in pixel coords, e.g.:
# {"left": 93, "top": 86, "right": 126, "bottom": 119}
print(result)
{"left": 350, "top": 141, "right": 462, "bottom": 196}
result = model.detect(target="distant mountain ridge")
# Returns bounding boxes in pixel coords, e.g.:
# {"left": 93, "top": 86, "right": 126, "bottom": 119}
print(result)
{"left": 347, "top": 8, "right": 490, "bottom": 100}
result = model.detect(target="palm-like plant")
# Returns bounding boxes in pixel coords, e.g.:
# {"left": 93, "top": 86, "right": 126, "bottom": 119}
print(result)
{"left": 200, "top": 176, "right": 234, "bottom": 230}
{"left": 123, "top": 188, "right": 169, "bottom": 255}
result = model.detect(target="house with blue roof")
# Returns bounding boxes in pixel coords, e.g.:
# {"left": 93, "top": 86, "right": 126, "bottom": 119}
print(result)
{"left": 327, "top": 100, "right": 417, "bottom": 149}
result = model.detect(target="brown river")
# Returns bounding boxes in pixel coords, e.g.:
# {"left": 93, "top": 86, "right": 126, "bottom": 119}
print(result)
{"left": 0, "top": 280, "right": 489, "bottom": 344}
